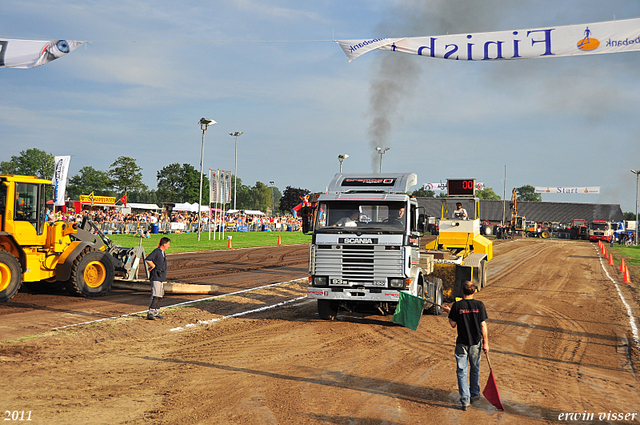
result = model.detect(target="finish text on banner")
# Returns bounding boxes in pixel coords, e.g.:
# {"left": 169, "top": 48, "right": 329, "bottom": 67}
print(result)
{"left": 338, "top": 18, "right": 640, "bottom": 62}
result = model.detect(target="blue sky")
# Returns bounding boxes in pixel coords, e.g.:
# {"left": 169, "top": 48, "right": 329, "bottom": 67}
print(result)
{"left": 2, "top": 0, "right": 640, "bottom": 212}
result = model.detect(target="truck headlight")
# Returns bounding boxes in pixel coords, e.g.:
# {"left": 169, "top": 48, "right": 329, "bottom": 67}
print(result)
{"left": 313, "top": 276, "right": 328, "bottom": 286}
{"left": 389, "top": 278, "right": 405, "bottom": 288}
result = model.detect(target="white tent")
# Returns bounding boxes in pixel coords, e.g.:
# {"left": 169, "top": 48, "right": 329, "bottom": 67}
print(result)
{"left": 127, "top": 203, "right": 161, "bottom": 210}
{"left": 173, "top": 202, "right": 210, "bottom": 212}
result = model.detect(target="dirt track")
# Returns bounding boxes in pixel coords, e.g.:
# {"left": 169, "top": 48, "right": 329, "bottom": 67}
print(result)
{"left": 1, "top": 239, "right": 640, "bottom": 424}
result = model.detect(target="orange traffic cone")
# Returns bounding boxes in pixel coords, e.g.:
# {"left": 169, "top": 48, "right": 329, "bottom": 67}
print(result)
{"left": 608, "top": 253, "right": 614, "bottom": 265}
{"left": 227, "top": 236, "right": 233, "bottom": 249}
{"left": 598, "top": 240, "right": 602, "bottom": 250}
{"left": 603, "top": 247, "right": 607, "bottom": 257}
{"left": 623, "top": 266, "right": 631, "bottom": 284}
{"left": 277, "top": 234, "right": 282, "bottom": 245}
{"left": 619, "top": 258, "right": 626, "bottom": 273}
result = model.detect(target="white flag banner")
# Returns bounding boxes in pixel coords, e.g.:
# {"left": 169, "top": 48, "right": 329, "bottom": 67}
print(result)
{"left": 209, "top": 169, "right": 217, "bottom": 203}
{"left": 337, "top": 18, "right": 640, "bottom": 62}
{"left": 535, "top": 186, "right": 600, "bottom": 194}
{"left": 52, "top": 156, "right": 71, "bottom": 206}
{"left": 0, "top": 39, "right": 84, "bottom": 69}
{"left": 223, "top": 171, "right": 233, "bottom": 204}
{"left": 209, "top": 169, "right": 233, "bottom": 204}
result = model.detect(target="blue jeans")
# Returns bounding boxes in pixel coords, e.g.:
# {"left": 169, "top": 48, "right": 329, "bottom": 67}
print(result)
{"left": 455, "top": 342, "right": 482, "bottom": 404}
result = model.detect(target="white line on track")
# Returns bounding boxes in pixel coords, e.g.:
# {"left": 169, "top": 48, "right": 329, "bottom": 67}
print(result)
{"left": 169, "top": 296, "right": 313, "bottom": 332}
{"left": 52, "top": 277, "right": 308, "bottom": 332}
{"left": 595, "top": 246, "right": 639, "bottom": 350}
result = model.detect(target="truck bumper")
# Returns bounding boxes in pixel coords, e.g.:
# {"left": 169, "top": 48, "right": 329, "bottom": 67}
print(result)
{"left": 307, "top": 287, "right": 401, "bottom": 302}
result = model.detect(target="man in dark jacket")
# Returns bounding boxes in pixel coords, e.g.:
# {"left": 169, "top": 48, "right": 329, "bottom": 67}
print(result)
{"left": 442, "top": 281, "right": 489, "bottom": 410}
{"left": 145, "top": 237, "right": 171, "bottom": 320}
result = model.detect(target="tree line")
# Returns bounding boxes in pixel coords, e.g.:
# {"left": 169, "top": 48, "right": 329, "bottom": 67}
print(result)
{"left": 0, "top": 149, "right": 301, "bottom": 214}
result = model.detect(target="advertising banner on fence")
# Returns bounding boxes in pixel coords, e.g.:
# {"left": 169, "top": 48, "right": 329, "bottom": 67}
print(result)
{"left": 535, "top": 186, "right": 600, "bottom": 194}
{"left": 51, "top": 156, "right": 71, "bottom": 207}
{"left": 0, "top": 39, "right": 84, "bottom": 69}
{"left": 337, "top": 17, "right": 640, "bottom": 62}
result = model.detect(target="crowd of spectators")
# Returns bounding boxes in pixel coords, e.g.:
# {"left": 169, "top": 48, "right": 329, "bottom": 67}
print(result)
{"left": 45, "top": 207, "right": 302, "bottom": 234}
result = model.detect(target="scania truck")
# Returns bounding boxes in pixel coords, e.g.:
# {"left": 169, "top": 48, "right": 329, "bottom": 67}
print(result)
{"left": 303, "top": 173, "right": 442, "bottom": 320}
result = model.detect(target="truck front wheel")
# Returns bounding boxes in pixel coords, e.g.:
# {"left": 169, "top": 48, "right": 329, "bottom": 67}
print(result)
{"left": 65, "top": 249, "right": 114, "bottom": 297}
{"left": 318, "top": 299, "right": 339, "bottom": 320}
{"left": 0, "top": 251, "right": 22, "bottom": 303}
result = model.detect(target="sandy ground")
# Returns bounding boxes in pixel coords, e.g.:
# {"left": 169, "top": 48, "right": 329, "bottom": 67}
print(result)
{"left": 1, "top": 239, "right": 639, "bottom": 424}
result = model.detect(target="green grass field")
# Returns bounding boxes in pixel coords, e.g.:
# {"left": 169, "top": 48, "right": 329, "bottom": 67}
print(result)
{"left": 107, "top": 231, "right": 311, "bottom": 253}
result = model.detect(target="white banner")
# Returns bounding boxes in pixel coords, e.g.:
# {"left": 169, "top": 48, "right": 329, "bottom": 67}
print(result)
{"left": 0, "top": 39, "right": 84, "bottom": 69}
{"left": 423, "top": 182, "right": 484, "bottom": 191}
{"left": 535, "top": 186, "right": 600, "bottom": 194}
{"left": 209, "top": 169, "right": 233, "bottom": 204}
{"left": 52, "top": 156, "right": 71, "bottom": 206}
{"left": 338, "top": 18, "right": 640, "bottom": 62}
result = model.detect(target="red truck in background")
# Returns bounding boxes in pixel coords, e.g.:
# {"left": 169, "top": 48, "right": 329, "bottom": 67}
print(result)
{"left": 589, "top": 220, "right": 613, "bottom": 242}
{"left": 569, "top": 218, "right": 589, "bottom": 240}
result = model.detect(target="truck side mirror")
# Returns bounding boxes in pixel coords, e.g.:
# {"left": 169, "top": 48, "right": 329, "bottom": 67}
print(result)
{"left": 301, "top": 207, "right": 315, "bottom": 235}
{"left": 417, "top": 213, "right": 427, "bottom": 233}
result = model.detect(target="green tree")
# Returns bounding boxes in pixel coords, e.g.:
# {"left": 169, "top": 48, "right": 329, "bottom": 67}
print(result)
{"left": 250, "top": 181, "right": 273, "bottom": 213}
{"left": 623, "top": 212, "right": 637, "bottom": 221}
{"left": 516, "top": 185, "right": 542, "bottom": 202}
{"left": 156, "top": 163, "right": 208, "bottom": 204}
{"left": 477, "top": 187, "right": 501, "bottom": 200}
{"left": 279, "top": 186, "right": 310, "bottom": 212}
{"left": 67, "top": 166, "right": 114, "bottom": 199}
{"left": 108, "top": 156, "right": 146, "bottom": 196}
{"left": 231, "top": 176, "right": 252, "bottom": 210}
{"left": 128, "top": 188, "right": 158, "bottom": 204}
{"left": 411, "top": 187, "right": 435, "bottom": 197}
{"left": 1, "top": 148, "right": 55, "bottom": 179}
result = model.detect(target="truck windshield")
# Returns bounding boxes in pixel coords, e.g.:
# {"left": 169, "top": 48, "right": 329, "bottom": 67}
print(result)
{"left": 316, "top": 201, "right": 406, "bottom": 233}
{"left": 591, "top": 223, "right": 609, "bottom": 230}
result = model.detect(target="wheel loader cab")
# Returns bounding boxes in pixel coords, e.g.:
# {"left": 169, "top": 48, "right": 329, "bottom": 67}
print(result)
{"left": 2, "top": 177, "right": 49, "bottom": 247}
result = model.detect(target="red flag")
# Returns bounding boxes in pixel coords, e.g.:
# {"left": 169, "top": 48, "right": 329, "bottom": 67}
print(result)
{"left": 119, "top": 194, "right": 127, "bottom": 207}
{"left": 483, "top": 353, "right": 505, "bottom": 410}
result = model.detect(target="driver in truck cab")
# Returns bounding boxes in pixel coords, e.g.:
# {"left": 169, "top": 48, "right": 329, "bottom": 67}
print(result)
{"left": 453, "top": 202, "right": 468, "bottom": 220}
{"left": 333, "top": 210, "right": 359, "bottom": 227}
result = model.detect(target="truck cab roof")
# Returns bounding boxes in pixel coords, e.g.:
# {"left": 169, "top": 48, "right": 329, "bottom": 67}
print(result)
{"left": 326, "top": 173, "right": 417, "bottom": 194}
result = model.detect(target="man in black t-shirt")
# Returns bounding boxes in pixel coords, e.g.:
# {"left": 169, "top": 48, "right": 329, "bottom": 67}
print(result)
{"left": 442, "top": 281, "right": 489, "bottom": 410}
{"left": 145, "top": 237, "right": 171, "bottom": 320}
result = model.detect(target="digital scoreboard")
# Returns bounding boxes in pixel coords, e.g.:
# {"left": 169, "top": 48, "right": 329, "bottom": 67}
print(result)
{"left": 447, "top": 179, "right": 476, "bottom": 197}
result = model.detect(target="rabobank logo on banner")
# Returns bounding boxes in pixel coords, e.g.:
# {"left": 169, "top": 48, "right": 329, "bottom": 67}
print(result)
{"left": 577, "top": 27, "right": 599, "bottom": 51}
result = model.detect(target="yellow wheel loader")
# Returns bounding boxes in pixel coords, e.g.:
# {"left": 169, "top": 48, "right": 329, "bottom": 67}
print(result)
{"left": 0, "top": 175, "right": 145, "bottom": 302}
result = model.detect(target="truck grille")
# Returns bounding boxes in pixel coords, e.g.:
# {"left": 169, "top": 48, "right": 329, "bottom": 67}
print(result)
{"left": 313, "top": 245, "right": 404, "bottom": 284}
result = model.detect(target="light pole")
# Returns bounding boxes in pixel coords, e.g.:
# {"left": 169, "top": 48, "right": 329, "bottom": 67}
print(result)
{"left": 198, "top": 118, "right": 216, "bottom": 241}
{"left": 632, "top": 169, "right": 640, "bottom": 246}
{"left": 376, "top": 147, "right": 389, "bottom": 173}
{"left": 338, "top": 154, "right": 349, "bottom": 173}
{"left": 229, "top": 131, "right": 243, "bottom": 210}
{"left": 269, "top": 180, "right": 275, "bottom": 216}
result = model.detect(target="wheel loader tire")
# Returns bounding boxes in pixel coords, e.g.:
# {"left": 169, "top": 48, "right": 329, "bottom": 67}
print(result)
{"left": 0, "top": 251, "right": 23, "bottom": 303}
{"left": 64, "top": 248, "right": 114, "bottom": 297}
{"left": 318, "top": 299, "right": 339, "bottom": 320}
